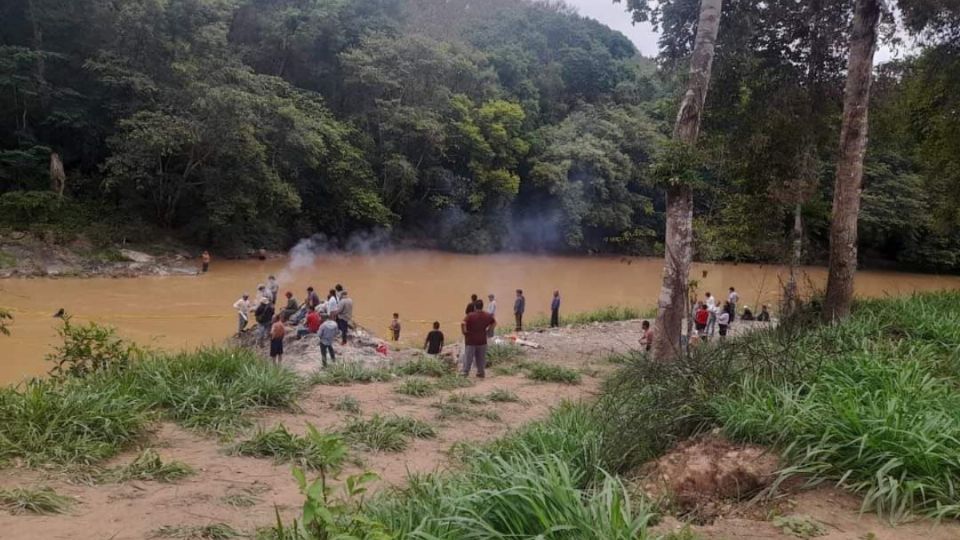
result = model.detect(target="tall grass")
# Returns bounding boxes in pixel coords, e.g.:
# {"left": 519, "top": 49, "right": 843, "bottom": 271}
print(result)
{"left": 232, "top": 424, "right": 333, "bottom": 470}
{"left": 0, "top": 486, "right": 74, "bottom": 515}
{"left": 712, "top": 292, "right": 960, "bottom": 522}
{"left": 0, "top": 348, "right": 303, "bottom": 467}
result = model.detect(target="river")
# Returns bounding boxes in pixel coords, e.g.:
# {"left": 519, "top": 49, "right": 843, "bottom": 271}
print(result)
{"left": 1, "top": 251, "right": 958, "bottom": 385}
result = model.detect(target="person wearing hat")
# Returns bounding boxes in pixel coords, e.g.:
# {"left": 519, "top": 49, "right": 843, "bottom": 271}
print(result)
{"left": 254, "top": 296, "right": 275, "bottom": 346}
{"left": 232, "top": 293, "right": 252, "bottom": 336}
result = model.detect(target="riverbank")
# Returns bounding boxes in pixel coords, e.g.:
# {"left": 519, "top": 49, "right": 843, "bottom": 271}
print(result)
{"left": 3, "top": 297, "right": 960, "bottom": 539}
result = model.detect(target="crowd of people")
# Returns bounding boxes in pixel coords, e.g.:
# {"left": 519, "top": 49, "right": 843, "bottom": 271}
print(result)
{"left": 691, "top": 287, "right": 771, "bottom": 342}
{"left": 232, "top": 276, "right": 355, "bottom": 366}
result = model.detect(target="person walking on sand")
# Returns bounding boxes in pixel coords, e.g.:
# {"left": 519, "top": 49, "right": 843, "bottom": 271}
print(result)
{"left": 201, "top": 250, "right": 211, "bottom": 273}
{"left": 514, "top": 289, "right": 525, "bottom": 332}
{"left": 233, "top": 294, "right": 252, "bottom": 336}
{"left": 550, "top": 290, "right": 561, "bottom": 328}
{"left": 728, "top": 287, "right": 740, "bottom": 322}
{"left": 425, "top": 321, "right": 445, "bottom": 355}
{"left": 390, "top": 313, "right": 401, "bottom": 341}
{"left": 639, "top": 320, "right": 654, "bottom": 352}
{"left": 337, "top": 290, "right": 353, "bottom": 344}
{"left": 717, "top": 302, "right": 731, "bottom": 340}
{"left": 269, "top": 315, "right": 285, "bottom": 365}
{"left": 318, "top": 313, "right": 339, "bottom": 367}
{"left": 462, "top": 299, "right": 496, "bottom": 378}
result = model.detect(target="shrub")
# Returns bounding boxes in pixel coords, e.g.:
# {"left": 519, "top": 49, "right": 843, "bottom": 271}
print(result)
{"left": 342, "top": 415, "right": 434, "bottom": 452}
{"left": 393, "top": 378, "right": 436, "bottom": 397}
{"left": 433, "top": 375, "right": 474, "bottom": 390}
{"left": 309, "top": 363, "right": 393, "bottom": 386}
{"left": 47, "top": 317, "right": 142, "bottom": 379}
{"left": 0, "top": 486, "right": 74, "bottom": 515}
{"left": 485, "top": 343, "right": 525, "bottom": 366}
{"left": 0, "top": 190, "right": 64, "bottom": 224}
{"left": 487, "top": 388, "right": 521, "bottom": 403}
{"left": 525, "top": 362, "right": 582, "bottom": 384}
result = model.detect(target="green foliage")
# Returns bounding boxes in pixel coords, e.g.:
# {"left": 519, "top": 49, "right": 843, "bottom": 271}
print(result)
{"left": 484, "top": 343, "right": 525, "bottom": 366}
{"left": 713, "top": 292, "right": 960, "bottom": 522}
{"left": 0, "top": 191, "right": 64, "bottom": 224}
{"left": 393, "top": 378, "right": 436, "bottom": 398}
{"left": 772, "top": 515, "right": 827, "bottom": 539}
{"left": 487, "top": 388, "right": 521, "bottom": 403}
{"left": 309, "top": 363, "right": 393, "bottom": 386}
{"left": 0, "top": 486, "right": 74, "bottom": 515}
{"left": 525, "top": 362, "right": 582, "bottom": 385}
{"left": 47, "top": 317, "right": 142, "bottom": 379}
{"left": 152, "top": 523, "right": 241, "bottom": 539}
{"left": 432, "top": 375, "right": 474, "bottom": 390}
{"left": 98, "top": 449, "right": 193, "bottom": 483}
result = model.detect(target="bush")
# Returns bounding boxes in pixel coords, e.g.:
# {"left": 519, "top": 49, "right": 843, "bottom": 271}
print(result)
{"left": 342, "top": 415, "right": 435, "bottom": 452}
{"left": 393, "top": 355, "right": 451, "bottom": 378}
{"left": 393, "top": 378, "right": 436, "bottom": 397}
{"left": 525, "top": 362, "right": 582, "bottom": 385}
{"left": 487, "top": 388, "right": 521, "bottom": 403}
{"left": 0, "top": 191, "right": 64, "bottom": 225}
{"left": 332, "top": 396, "right": 361, "bottom": 415}
{"left": 485, "top": 343, "right": 526, "bottom": 366}
{"left": 47, "top": 317, "right": 142, "bottom": 379}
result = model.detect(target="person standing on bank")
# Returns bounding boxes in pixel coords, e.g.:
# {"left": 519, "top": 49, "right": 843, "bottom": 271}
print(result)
{"left": 466, "top": 294, "right": 478, "bottom": 315}
{"left": 514, "top": 289, "right": 525, "bottom": 332}
{"left": 318, "top": 312, "right": 339, "bottom": 367}
{"left": 269, "top": 315, "right": 285, "bottom": 365}
{"left": 728, "top": 287, "right": 739, "bottom": 322}
{"left": 201, "top": 250, "right": 211, "bottom": 273}
{"left": 717, "top": 302, "right": 731, "bottom": 340}
{"left": 486, "top": 294, "right": 497, "bottom": 337}
{"left": 550, "top": 290, "right": 561, "bottom": 328}
{"left": 232, "top": 293, "right": 252, "bottom": 336}
{"left": 424, "top": 322, "right": 444, "bottom": 355}
{"left": 337, "top": 290, "right": 353, "bottom": 344}
{"left": 462, "top": 299, "right": 496, "bottom": 378}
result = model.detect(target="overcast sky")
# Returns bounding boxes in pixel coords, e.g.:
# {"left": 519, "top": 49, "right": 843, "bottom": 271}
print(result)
{"left": 561, "top": 0, "right": 902, "bottom": 63}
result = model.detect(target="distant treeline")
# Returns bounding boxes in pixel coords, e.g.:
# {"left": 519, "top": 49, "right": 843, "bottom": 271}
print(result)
{"left": 0, "top": 0, "right": 957, "bottom": 270}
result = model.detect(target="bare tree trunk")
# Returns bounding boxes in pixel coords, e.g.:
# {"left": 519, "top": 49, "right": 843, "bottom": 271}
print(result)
{"left": 783, "top": 202, "right": 802, "bottom": 316}
{"left": 652, "top": 0, "right": 723, "bottom": 360}
{"left": 823, "top": 0, "right": 881, "bottom": 322}
{"left": 25, "top": 0, "right": 49, "bottom": 110}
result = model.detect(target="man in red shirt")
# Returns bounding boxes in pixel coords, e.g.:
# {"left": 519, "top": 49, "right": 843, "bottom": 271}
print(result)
{"left": 297, "top": 309, "right": 321, "bottom": 339}
{"left": 461, "top": 299, "right": 496, "bottom": 378}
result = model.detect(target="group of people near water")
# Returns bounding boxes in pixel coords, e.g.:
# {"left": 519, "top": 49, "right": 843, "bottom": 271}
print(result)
{"left": 232, "top": 276, "right": 354, "bottom": 366}
{"left": 691, "top": 287, "right": 770, "bottom": 341}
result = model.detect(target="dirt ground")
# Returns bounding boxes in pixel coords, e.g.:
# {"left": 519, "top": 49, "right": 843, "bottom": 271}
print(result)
{"left": 1, "top": 320, "right": 958, "bottom": 540}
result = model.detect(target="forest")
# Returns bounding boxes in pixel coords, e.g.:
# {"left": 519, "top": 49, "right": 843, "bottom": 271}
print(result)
{"left": 1, "top": 0, "right": 958, "bottom": 270}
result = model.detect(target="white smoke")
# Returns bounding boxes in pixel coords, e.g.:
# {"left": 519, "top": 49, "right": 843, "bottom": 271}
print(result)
{"left": 275, "top": 229, "right": 393, "bottom": 283}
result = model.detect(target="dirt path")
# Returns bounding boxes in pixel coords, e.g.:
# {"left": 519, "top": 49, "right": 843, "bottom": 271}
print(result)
{"left": 1, "top": 320, "right": 957, "bottom": 540}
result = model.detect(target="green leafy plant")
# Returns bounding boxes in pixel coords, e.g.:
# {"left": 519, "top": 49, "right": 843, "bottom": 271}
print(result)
{"left": 392, "top": 356, "right": 451, "bottom": 378}
{"left": 332, "top": 396, "right": 361, "bottom": 415}
{"left": 487, "top": 388, "right": 521, "bottom": 403}
{"left": 309, "top": 363, "right": 393, "bottom": 386}
{"left": 342, "top": 415, "right": 434, "bottom": 452}
{"left": 433, "top": 375, "right": 474, "bottom": 390}
{"left": 47, "top": 316, "right": 142, "bottom": 379}
{"left": 233, "top": 424, "right": 335, "bottom": 470}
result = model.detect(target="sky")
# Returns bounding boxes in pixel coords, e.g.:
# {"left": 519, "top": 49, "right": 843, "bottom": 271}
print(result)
{"left": 561, "top": 0, "right": 902, "bottom": 63}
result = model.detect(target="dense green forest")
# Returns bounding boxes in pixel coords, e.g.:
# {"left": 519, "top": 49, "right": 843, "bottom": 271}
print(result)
{"left": 0, "top": 0, "right": 958, "bottom": 269}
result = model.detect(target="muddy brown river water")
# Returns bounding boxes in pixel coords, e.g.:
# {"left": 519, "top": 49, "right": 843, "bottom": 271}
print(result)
{"left": 1, "top": 251, "right": 958, "bottom": 385}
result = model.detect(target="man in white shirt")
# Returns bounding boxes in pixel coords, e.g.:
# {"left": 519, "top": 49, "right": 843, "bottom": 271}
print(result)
{"left": 486, "top": 294, "right": 497, "bottom": 337}
{"left": 728, "top": 287, "right": 740, "bottom": 322}
{"left": 232, "top": 294, "right": 252, "bottom": 336}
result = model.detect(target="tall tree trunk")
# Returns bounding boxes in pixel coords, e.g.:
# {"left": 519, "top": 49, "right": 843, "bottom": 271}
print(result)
{"left": 25, "top": 0, "right": 49, "bottom": 110}
{"left": 652, "top": 0, "right": 723, "bottom": 360}
{"left": 823, "top": 0, "right": 881, "bottom": 322}
{"left": 783, "top": 202, "right": 803, "bottom": 317}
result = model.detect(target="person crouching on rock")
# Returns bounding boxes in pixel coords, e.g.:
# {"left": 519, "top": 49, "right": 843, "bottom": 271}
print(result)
{"left": 298, "top": 308, "right": 321, "bottom": 339}
{"left": 318, "top": 312, "right": 339, "bottom": 367}
{"left": 269, "top": 315, "right": 285, "bottom": 365}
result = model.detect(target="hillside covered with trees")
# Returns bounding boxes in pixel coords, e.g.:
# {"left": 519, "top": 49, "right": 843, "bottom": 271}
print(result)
{"left": 1, "top": 0, "right": 958, "bottom": 270}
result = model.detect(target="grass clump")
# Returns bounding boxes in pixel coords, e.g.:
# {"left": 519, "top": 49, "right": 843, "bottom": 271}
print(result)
{"left": 0, "top": 377, "right": 150, "bottom": 466}
{"left": 433, "top": 399, "right": 501, "bottom": 422}
{"left": 433, "top": 375, "right": 474, "bottom": 390}
{"left": 99, "top": 449, "right": 193, "bottom": 483}
{"left": 232, "top": 424, "right": 334, "bottom": 470}
{"left": 393, "top": 377, "right": 436, "bottom": 397}
{"left": 0, "top": 486, "right": 74, "bottom": 515}
{"left": 152, "top": 523, "right": 240, "bottom": 539}
{"left": 392, "top": 355, "right": 451, "bottom": 378}
{"left": 129, "top": 348, "right": 302, "bottom": 435}
{"left": 772, "top": 515, "right": 827, "bottom": 538}
{"left": 332, "top": 396, "right": 361, "bottom": 414}
{"left": 487, "top": 388, "right": 521, "bottom": 403}
{"left": 485, "top": 343, "right": 526, "bottom": 366}
{"left": 342, "top": 415, "right": 435, "bottom": 452}
{"left": 525, "top": 362, "right": 582, "bottom": 385}
{"left": 309, "top": 362, "right": 393, "bottom": 386}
